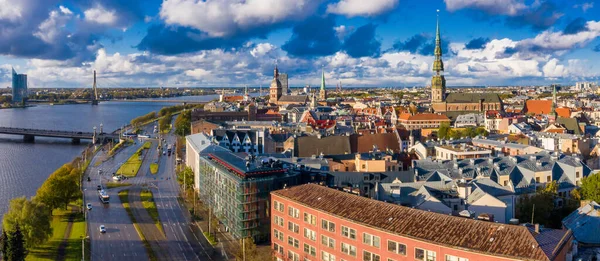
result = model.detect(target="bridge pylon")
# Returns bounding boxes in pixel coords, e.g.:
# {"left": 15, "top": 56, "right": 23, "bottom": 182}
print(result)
{"left": 91, "top": 70, "right": 99, "bottom": 105}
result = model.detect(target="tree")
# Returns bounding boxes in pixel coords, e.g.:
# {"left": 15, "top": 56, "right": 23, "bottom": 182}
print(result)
{"left": 6, "top": 224, "right": 26, "bottom": 261}
{"left": 2, "top": 197, "right": 52, "bottom": 248}
{"left": 437, "top": 122, "right": 451, "bottom": 140}
{"left": 36, "top": 164, "right": 81, "bottom": 210}
{"left": 581, "top": 173, "right": 600, "bottom": 202}
{"left": 177, "top": 166, "right": 194, "bottom": 191}
{"left": 174, "top": 110, "right": 191, "bottom": 136}
{"left": 234, "top": 237, "right": 272, "bottom": 261}
{"left": 1, "top": 230, "right": 7, "bottom": 259}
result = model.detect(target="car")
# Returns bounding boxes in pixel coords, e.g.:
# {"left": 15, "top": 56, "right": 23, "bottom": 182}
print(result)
{"left": 99, "top": 225, "right": 106, "bottom": 233}
{"left": 112, "top": 176, "right": 121, "bottom": 181}
{"left": 97, "top": 185, "right": 102, "bottom": 190}
{"left": 86, "top": 203, "right": 92, "bottom": 210}
{"left": 163, "top": 150, "right": 166, "bottom": 155}
{"left": 87, "top": 177, "right": 91, "bottom": 182}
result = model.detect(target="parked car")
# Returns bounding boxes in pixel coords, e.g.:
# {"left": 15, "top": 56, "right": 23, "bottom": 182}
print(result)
{"left": 99, "top": 225, "right": 106, "bottom": 233}
{"left": 86, "top": 203, "right": 92, "bottom": 210}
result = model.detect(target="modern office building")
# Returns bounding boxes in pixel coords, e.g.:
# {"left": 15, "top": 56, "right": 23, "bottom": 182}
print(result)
{"left": 11, "top": 68, "right": 27, "bottom": 104}
{"left": 186, "top": 135, "right": 301, "bottom": 242}
{"left": 271, "top": 184, "right": 574, "bottom": 261}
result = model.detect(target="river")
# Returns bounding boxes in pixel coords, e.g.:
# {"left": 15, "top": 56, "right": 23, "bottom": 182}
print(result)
{"left": 0, "top": 94, "right": 221, "bottom": 221}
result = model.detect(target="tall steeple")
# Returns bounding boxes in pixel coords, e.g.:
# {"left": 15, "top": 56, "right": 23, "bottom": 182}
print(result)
{"left": 269, "top": 61, "right": 283, "bottom": 104}
{"left": 319, "top": 67, "right": 327, "bottom": 100}
{"left": 431, "top": 10, "right": 446, "bottom": 104}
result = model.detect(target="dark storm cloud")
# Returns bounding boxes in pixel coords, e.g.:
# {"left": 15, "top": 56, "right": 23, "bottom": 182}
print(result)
{"left": 281, "top": 16, "right": 341, "bottom": 58}
{"left": 342, "top": 23, "right": 381, "bottom": 58}
{"left": 465, "top": 37, "right": 490, "bottom": 49}
{"left": 390, "top": 33, "right": 453, "bottom": 56}
{"left": 505, "top": 2, "right": 563, "bottom": 31}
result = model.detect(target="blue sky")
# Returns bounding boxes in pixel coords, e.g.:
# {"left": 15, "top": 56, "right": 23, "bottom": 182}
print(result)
{"left": 0, "top": 0, "right": 599, "bottom": 88}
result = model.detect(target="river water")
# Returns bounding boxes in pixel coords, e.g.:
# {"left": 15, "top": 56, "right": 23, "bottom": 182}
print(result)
{"left": 0, "top": 94, "right": 221, "bottom": 220}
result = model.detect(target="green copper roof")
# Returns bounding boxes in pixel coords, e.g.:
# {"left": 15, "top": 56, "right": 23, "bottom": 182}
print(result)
{"left": 320, "top": 69, "right": 326, "bottom": 91}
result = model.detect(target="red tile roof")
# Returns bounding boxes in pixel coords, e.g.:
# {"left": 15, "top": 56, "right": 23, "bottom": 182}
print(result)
{"left": 273, "top": 184, "right": 571, "bottom": 261}
{"left": 399, "top": 113, "right": 450, "bottom": 121}
{"left": 555, "top": 107, "right": 571, "bottom": 118}
{"left": 525, "top": 100, "right": 552, "bottom": 115}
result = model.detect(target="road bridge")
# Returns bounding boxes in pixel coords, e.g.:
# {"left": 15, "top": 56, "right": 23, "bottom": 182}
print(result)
{"left": 0, "top": 127, "right": 120, "bottom": 144}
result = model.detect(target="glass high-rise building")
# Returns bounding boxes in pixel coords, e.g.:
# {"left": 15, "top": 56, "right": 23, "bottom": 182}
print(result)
{"left": 12, "top": 68, "right": 27, "bottom": 104}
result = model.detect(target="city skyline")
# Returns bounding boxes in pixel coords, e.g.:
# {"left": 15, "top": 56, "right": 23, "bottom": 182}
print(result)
{"left": 0, "top": 0, "right": 599, "bottom": 88}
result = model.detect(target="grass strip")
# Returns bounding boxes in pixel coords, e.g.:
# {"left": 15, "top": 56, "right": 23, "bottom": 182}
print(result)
{"left": 105, "top": 182, "right": 132, "bottom": 189}
{"left": 202, "top": 232, "right": 218, "bottom": 246}
{"left": 118, "top": 190, "right": 157, "bottom": 261}
{"left": 150, "top": 163, "right": 158, "bottom": 174}
{"left": 64, "top": 212, "right": 86, "bottom": 261}
{"left": 140, "top": 189, "right": 164, "bottom": 235}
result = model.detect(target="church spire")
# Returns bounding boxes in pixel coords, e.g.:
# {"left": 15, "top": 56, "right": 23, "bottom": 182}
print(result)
{"left": 320, "top": 67, "right": 326, "bottom": 91}
{"left": 433, "top": 10, "right": 444, "bottom": 73}
{"left": 274, "top": 61, "right": 279, "bottom": 79}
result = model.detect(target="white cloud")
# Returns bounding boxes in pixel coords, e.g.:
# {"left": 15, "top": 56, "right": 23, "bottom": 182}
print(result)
{"left": 34, "top": 8, "right": 72, "bottom": 43}
{"left": 334, "top": 25, "right": 353, "bottom": 39}
{"left": 444, "top": 0, "right": 527, "bottom": 15}
{"left": 574, "top": 2, "right": 594, "bottom": 12}
{"left": 185, "top": 68, "right": 211, "bottom": 78}
{"left": 59, "top": 5, "right": 72, "bottom": 15}
{"left": 250, "top": 43, "right": 276, "bottom": 58}
{"left": 327, "top": 0, "right": 398, "bottom": 17}
{"left": 517, "top": 21, "right": 600, "bottom": 51}
{"left": 159, "top": 0, "right": 320, "bottom": 37}
{"left": 84, "top": 5, "right": 118, "bottom": 25}
{"left": 0, "top": 0, "right": 24, "bottom": 21}
{"left": 542, "top": 58, "right": 567, "bottom": 78}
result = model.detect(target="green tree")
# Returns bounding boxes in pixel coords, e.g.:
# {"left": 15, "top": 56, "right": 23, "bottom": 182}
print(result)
{"left": 177, "top": 166, "right": 194, "bottom": 191}
{"left": 159, "top": 112, "right": 173, "bottom": 133}
{"left": 581, "top": 173, "right": 600, "bottom": 202}
{"left": 1, "top": 230, "right": 7, "bottom": 258}
{"left": 2, "top": 197, "right": 51, "bottom": 248}
{"left": 36, "top": 164, "right": 81, "bottom": 210}
{"left": 438, "top": 122, "right": 450, "bottom": 140}
{"left": 174, "top": 110, "right": 191, "bottom": 136}
{"left": 6, "top": 224, "right": 26, "bottom": 261}
{"left": 516, "top": 192, "right": 554, "bottom": 226}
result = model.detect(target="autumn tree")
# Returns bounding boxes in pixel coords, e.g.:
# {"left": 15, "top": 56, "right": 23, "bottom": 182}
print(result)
{"left": 2, "top": 197, "right": 51, "bottom": 248}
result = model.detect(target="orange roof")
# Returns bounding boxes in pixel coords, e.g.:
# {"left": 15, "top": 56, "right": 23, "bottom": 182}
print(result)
{"left": 555, "top": 107, "right": 571, "bottom": 118}
{"left": 265, "top": 109, "right": 280, "bottom": 115}
{"left": 525, "top": 100, "right": 552, "bottom": 115}
{"left": 399, "top": 113, "right": 411, "bottom": 120}
{"left": 223, "top": 95, "right": 243, "bottom": 102}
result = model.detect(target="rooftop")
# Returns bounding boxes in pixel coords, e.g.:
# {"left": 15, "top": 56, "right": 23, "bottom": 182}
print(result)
{"left": 273, "top": 184, "right": 571, "bottom": 261}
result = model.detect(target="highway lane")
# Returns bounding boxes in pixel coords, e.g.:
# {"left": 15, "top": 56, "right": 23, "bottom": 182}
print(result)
{"left": 84, "top": 143, "right": 148, "bottom": 261}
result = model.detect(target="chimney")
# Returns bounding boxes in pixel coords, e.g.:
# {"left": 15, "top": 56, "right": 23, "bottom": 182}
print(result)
{"left": 534, "top": 223, "right": 540, "bottom": 233}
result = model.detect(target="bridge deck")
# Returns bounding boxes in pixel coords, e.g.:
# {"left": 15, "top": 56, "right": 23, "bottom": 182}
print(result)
{"left": 0, "top": 127, "right": 119, "bottom": 140}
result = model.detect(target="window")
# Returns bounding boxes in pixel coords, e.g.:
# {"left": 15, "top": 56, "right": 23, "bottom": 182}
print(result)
{"left": 387, "top": 240, "right": 406, "bottom": 255}
{"left": 274, "top": 200, "right": 285, "bottom": 212}
{"left": 341, "top": 226, "right": 356, "bottom": 239}
{"left": 288, "top": 236, "right": 299, "bottom": 248}
{"left": 288, "top": 250, "right": 300, "bottom": 261}
{"left": 274, "top": 216, "right": 284, "bottom": 226}
{"left": 546, "top": 176, "right": 551, "bottom": 182}
{"left": 535, "top": 177, "right": 540, "bottom": 183}
{"left": 321, "top": 235, "right": 335, "bottom": 248}
{"left": 415, "top": 248, "right": 436, "bottom": 261}
{"left": 445, "top": 255, "right": 468, "bottom": 261}
{"left": 288, "top": 206, "right": 299, "bottom": 218}
{"left": 288, "top": 221, "right": 299, "bottom": 233}
{"left": 341, "top": 243, "right": 357, "bottom": 257}
{"left": 303, "top": 243, "right": 316, "bottom": 257}
{"left": 274, "top": 243, "right": 284, "bottom": 255}
{"left": 304, "top": 228, "right": 316, "bottom": 241}
{"left": 322, "top": 251, "right": 336, "bottom": 261}
{"left": 576, "top": 171, "right": 580, "bottom": 178}
{"left": 321, "top": 219, "right": 335, "bottom": 232}
{"left": 273, "top": 229, "right": 284, "bottom": 241}
{"left": 304, "top": 213, "right": 317, "bottom": 225}
{"left": 362, "top": 233, "right": 380, "bottom": 248}
{"left": 362, "top": 250, "right": 380, "bottom": 261}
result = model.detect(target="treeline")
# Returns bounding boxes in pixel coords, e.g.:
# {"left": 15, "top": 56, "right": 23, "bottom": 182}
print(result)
{"left": 437, "top": 123, "right": 488, "bottom": 140}
{"left": 1, "top": 163, "right": 82, "bottom": 256}
{"left": 174, "top": 110, "right": 191, "bottom": 136}
{"left": 131, "top": 111, "right": 157, "bottom": 126}
{"left": 158, "top": 112, "right": 172, "bottom": 133}
{"left": 158, "top": 104, "right": 199, "bottom": 117}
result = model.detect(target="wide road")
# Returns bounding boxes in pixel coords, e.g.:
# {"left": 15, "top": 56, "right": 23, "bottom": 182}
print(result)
{"left": 84, "top": 142, "right": 148, "bottom": 261}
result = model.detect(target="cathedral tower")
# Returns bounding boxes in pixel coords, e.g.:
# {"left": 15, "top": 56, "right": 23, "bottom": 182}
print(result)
{"left": 269, "top": 64, "right": 283, "bottom": 104}
{"left": 319, "top": 68, "right": 327, "bottom": 100}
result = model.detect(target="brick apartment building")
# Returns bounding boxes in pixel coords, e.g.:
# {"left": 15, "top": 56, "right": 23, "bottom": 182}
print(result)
{"left": 271, "top": 184, "right": 573, "bottom": 261}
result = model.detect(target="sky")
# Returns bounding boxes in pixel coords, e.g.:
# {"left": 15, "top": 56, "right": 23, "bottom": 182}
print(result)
{"left": 0, "top": 0, "right": 599, "bottom": 88}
